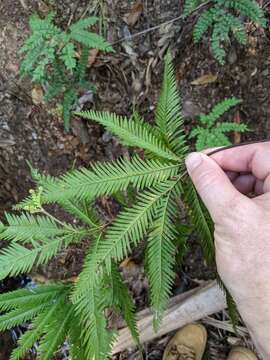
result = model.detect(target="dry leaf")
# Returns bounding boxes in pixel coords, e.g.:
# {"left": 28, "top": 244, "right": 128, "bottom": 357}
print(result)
{"left": 191, "top": 73, "right": 218, "bottom": 86}
{"left": 120, "top": 257, "right": 136, "bottom": 269}
{"left": 124, "top": 1, "right": 143, "bottom": 27}
{"left": 31, "top": 86, "right": 44, "bottom": 105}
{"left": 88, "top": 48, "right": 99, "bottom": 68}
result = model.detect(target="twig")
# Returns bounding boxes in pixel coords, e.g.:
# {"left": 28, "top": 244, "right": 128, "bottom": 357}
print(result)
{"left": 112, "top": 1, "right": 211, "bottom": 45}
{"left": 19, "top": 0, "right": 28, "bottom": 10}
{"left": 112, "top": 281, "right": 226, "bottom": 354}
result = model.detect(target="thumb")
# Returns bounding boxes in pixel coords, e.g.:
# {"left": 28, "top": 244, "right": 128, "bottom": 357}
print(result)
{"left": 185, "top": 152, "right": 241, "bottom": 219}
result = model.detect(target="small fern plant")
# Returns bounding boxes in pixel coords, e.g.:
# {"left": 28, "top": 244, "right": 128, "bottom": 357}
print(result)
{"left": 190, "top": 97, "right": 248, "bottom": 150}
{"left": 0, "top": 54, "right": 217, "bottom": 359}
{"left": 183, "top": 0, "right": 266, "bottom": 64}
{"left": 20, "top": 11, "right": 112, "bottom": 131}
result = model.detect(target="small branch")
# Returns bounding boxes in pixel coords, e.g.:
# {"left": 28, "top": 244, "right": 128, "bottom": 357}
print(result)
{"left": 112, "top": 1, "right": 211, "bottom": 46}
{"left": 19, "top": 0, "right": 28, "bottom": 10}
{"left": 112, "top": 281, "right": 226, "bottom": 354}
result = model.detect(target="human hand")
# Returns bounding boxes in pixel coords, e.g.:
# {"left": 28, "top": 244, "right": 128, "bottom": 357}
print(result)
{"left": 185, "top": 143, "right": 270, "bottom": 359}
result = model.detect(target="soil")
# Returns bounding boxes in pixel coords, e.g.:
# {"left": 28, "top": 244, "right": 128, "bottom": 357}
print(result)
{"left": 0, "top": 0, "right": 270, "bottom": 359}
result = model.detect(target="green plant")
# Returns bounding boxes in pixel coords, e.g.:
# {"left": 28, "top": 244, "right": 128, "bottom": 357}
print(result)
{"left": 20, "top": 12, "right": 113, "bottom": 131}
{"left": 189, "top": 97, "right": 248, "bottom": 150}
{"left": 0, "top": 54, "right": 221, "bottom": 359}
{"left": 183, "top": 0, "right": 266, "bottom": 64}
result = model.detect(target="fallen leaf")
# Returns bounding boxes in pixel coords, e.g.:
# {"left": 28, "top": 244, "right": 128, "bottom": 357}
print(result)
{"left": 191, "top": 73, "right": 218, "bottom": 86}
{"left": 88, "top": 48, "right": 99, "bottom": 67}
{"left": 124, "top": 1, "right": 143, "bottom": 27}
{"left": 31, "top": 86, "right": 44, "bottom": 105}
{"left": 120, "top": 257, "right": 136, "bottom": 269}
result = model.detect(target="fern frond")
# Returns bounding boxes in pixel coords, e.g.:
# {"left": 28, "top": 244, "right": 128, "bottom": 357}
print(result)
{"left": 61, "top": 200, "right": 100, "bottom": 228}
{"left": 69, "top": 17, "right": 99, "bottom": 32}
{"left": 227, "top": 0, "right": 266, "bottom": 27}
{"left": 211, "top": 17, "right": 229, "bottom": 65}
{"left": 10, "top": 286, "right": 69, "bottom": 360}
{"left": 215, "top": 122, "right": 248, "bottom": 133}
{"left": 77, "top": 111, "right": 179, "bottom": 161}
{"left": 74, "top": 266, "right": 115, "bottom": 360}
{"left": 225, "top": 13, "right": 247, "bottom": 44}
{"left": 0, "top": 303, "right": 47, "bottom": 332}
{"left": 185, "top": 180, "right": 215, "bottom": 264}
{"left": 146, "top": 182, "right": 180, "bottom": 330}
{"left": 72, "top": 234, "right": 104, "bottom": 303}
{"left": 183, "top": 0, "right": 202, "bottom": 16}
{"left": 76, "top": 46, "right": 89, "bottom": 82}
{"left": 0, "top": 283, "right": 67, "bottom": 312}
{"left": 61, "top": 43, "right": 76, "bottom": 70}
{"left": 42, "top": 156, "right": 179, "bottom": 203}
{"left": 193, "top": 9, "right": 214, "bottom": 43}
{"left": 107, "top": 262, "right": 139, "bottom": 344}
{"left": 99, "top": 182, "right": 178, "bottom": 272}
{"left": 199, "top": 97, "right": 241, "bottom": 127}
{"left": 69, "top": 321, "right": 87, "bottom": 360}
{"left": 38, "top": 304, "right": 73, "bottom": 360}
{"left": 70, "top": 30, "right": 112, "bottom": 52}
{"left": 0, "top": 213, "right": 66, "bottom": 243}
{"left": 0, "top": 238, "right": 72, "bottom": 280}
{"left": 63, "top": 88, "right": 77, "bottom": 132}
{"left": 155, "top": 53, "right": 187, "bottom": 156}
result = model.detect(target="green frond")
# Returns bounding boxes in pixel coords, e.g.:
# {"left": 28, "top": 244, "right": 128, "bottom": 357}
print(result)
{"left": 42, "top": 156, "right": 179, "bottom": 203}
{"left": 146, "top": 182, "right": 180, "bottom": 330}
{"left": 72, "top": 234, "right": 104, "bottom": 303}
{"left": 74, "top": 268, "right": 115, "bottom": 360}
{"left": 69, "top": 17, "right": 99, "bottom": 32}
{"left": 77, "top": 111, "right": 179, "bottom": 161}
{"left": 187, "top": 0, "right": 266, "bottom": 63}
{"left": 0, "top": 237, "right": 73, "bottom": 280}
{"left": 38, "top": 304, "right": 73, "bottom": 360}
{"left": 0, "top": 283, "right": 67, "bottom": 312}
{"left": 98, "top": 182, "right": 178, "bottom": 272}
{"left": 0, "top": 213, "right": 66, "bottom": 243}
{"left": 0, "top": 303, "right": 47, "bottom": 332}
{"left": 69, "top": 321, "right": 88, "bottom": 360}
{"left": 184, "top": 180, "right": 215, "bottom": 265}
{"left": 10, "top": 284, "right": 70, "bottom": 360}
{"left": 10, "top": 286, "right": 69, "bottom": 360}
{"left": 211, "top": 17, "right": 229, "bottom": 65}
{"left": 60, "top": 43, "right": 76, "bottom": 70}
{"left": 155, "top": 53, "right": 187, "bottom": 156}
{"left": 63, "top": 88, "right": 77, "bottom": 132}
{"left": 107, "top": 262, "right": 139, "bottom": 344}
{"left": 227, "top": 0, "right": 266, "bottom": 27}
{"left": 215, "top": 122, "right": 248, "bottom": 133}
{"left": 216, "top": 274, "right": 240, "bottom": 327}
{"left": 61, "top": 200, "right": 100, "bottom": 228}
{"left": 76, "top": 46, "right": 90, "bottom": 81}
{"left": 225, "top": 13, "right": 247, "bottom": 44}
{"left": 183, "top": 0, "right": 202, "bottom": 16}
{"left": 70, "top": 30, "right": 112, "bottom": 52}
{"left": 199, "top": 97, "right": 241, "bottom": 126}
{"left": 193, "top": 9, "right": 214, "bottom": 43}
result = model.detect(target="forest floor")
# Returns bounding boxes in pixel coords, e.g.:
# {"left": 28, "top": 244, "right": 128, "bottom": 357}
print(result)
{"left": 0, "top": 0, "right": 270, "bottom": 359}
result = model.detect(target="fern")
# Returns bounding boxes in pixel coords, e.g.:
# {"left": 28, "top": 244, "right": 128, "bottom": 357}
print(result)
{"left": 190, "top": 97, "right": 248, "bottom": 150}
{"left": 0, "top": 53, "right": 244, "bottom": 359}
{"left": 20, "top": 12, "right": 112, "bottom": 131}
{"left": 42, "top": 156, "right": 179, "bottom": 203}
{"left": 186, "top": 0, "right": 266, "bottom": 64}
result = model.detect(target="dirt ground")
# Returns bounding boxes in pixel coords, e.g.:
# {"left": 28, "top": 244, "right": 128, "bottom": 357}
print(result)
{"left": 0, "top": 0, "right": 270, "bottom": 359}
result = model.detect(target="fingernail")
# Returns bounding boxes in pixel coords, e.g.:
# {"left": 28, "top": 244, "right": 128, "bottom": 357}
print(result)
{"left": 185, "top": 152, "right": 203, "bottom": 172}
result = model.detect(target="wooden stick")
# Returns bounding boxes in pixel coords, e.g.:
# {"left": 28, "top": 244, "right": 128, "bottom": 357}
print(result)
{"left": 112, "top": 281, "right": 226, "bottom": 354}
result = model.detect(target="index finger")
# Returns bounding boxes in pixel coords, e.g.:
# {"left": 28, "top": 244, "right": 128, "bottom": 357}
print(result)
{"left": 209, "top": 142, "right": 270, "bottom": 181}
